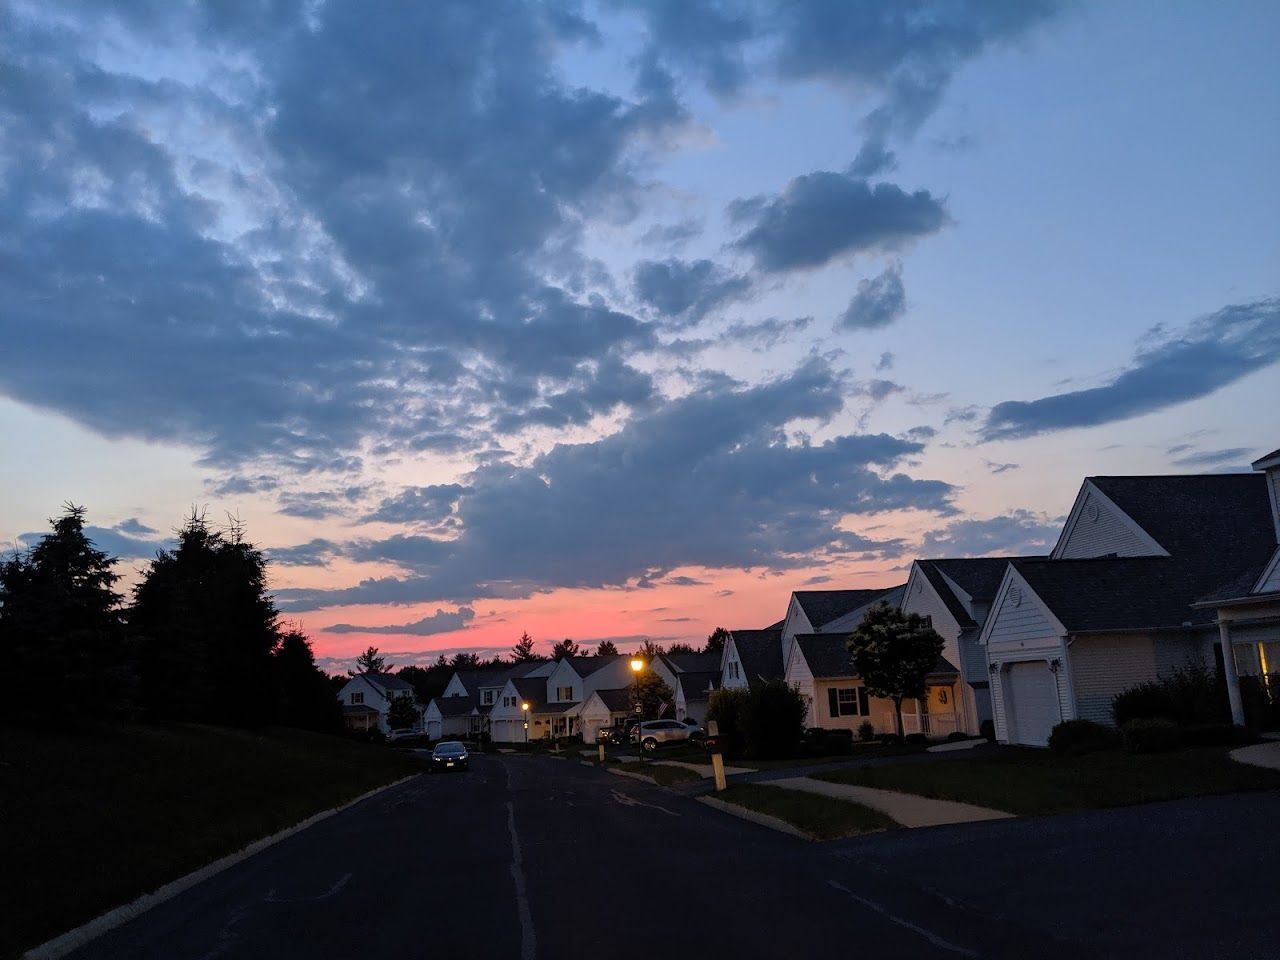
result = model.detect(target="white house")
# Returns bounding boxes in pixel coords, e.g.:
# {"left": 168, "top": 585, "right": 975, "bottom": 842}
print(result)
{"left": 672, "top": 670, "right": 718, "bottom": 723}
{"left": 422, "top": 694, "right": 481, "bottom": 741}
{"left": 719, "top": 627, "right": 785, "bottom": 690}
{"left": 430, "top": 660, "right": 556, "bottom": 740}
{"left": 981, "top": 465, "right": 1279, "bottom": 746}
{"left": 779, "top": 586, "right": 906, "bottom": 667}
{"left": 899, "top": 558, "right": 1043, "bottom": 735}
{"left": 338, "top": 671, "right": 420, "bottom": 734}
{"left": 567, "top": 688, "right": 633, "bottom": 742}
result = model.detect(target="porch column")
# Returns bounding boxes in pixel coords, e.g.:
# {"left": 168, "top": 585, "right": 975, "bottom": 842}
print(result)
{"left": 1218, "top": 619, "right": 1246, "bottom": 727}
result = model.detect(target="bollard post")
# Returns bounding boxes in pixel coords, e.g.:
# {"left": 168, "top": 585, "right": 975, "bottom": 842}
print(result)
{"left": 598, "top": 741, "right": 605, "bottom": 764}
{"left": 707, "top": 720, "right": 727, "bottom": 792}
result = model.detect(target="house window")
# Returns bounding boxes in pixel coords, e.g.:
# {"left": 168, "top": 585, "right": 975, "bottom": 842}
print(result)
{"left": 481, "top": 690, "right": 495, "bottom": 705}
{"left": 828, "top": 687, "right": 869, "bottom": 717}
{"left": 557, "top": 686, "right": 574, "bottom": 701}
{"left": 728, "top": 660, "right": 740, "bottom": 680}
{"left": 351, "top": 692, "right": 364, "bottom": 705}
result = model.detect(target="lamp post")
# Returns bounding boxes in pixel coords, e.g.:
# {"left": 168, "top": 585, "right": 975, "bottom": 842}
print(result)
{"left": 630, "top": 656, "right": 645, "bottom": 760}
{"left": 521, "top": 701, "right": 530, "bottom": 746}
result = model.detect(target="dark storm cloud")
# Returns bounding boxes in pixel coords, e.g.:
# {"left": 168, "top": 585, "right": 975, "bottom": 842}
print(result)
{"left": 730, "top": 172, "right": 948, "bottom": 273}
{"left": 839, "top": 264, "right": 907, "bottom": 331}
{"left": 982, "top": 299, "right": 1280, "bottom": 441}
{"left": 633, "top": 258, "right": 752, "bottom": 324}
{"left": 322, "top": 607, "right": 476, "bottom": 636}
{"left": 364, "top": 485, "right": 468, "bottom": 526}
{"left": 920, "top": 510, "right": 1058, "bottom": 557}
{"left": 276, "top": 358, "right": 955, "bottom": 610}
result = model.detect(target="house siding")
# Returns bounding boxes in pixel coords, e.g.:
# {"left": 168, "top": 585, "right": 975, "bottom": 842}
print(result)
{"left": 1070, "top": 634, "right": 1159, "bottom": 725}
{"left": 785, "top": 648, "right": 816, "bottom": 726}
{"left": 900, "top": 566, "right": 980, "bottom": 734}
{"left": 1056, "top": 486, "right": 1160, "bottom": 559}
{"left": 811, "top": 678, "right": 897, "bottom": 734}
{"left": 1259, "top": 550, "right": 1280, "bottom": 593}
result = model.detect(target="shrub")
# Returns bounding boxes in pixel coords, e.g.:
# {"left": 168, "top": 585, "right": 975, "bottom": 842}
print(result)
{"left": 706, "top": 688, "right": 750, "bottom": 757}
{"left": 903, "top": 732, "right": 928, "bottom": 744}
{"left": 741, "top": 681, "right": 807, "bottom": 759}
{"left": 1240, "top": 674, "right": 1280, "bottom": 731}
{"left": 804, "top": 727, "right": 829, "bottom": 745}
{"left": 1122, "top": 718, "right": 1182, "bottom": 754}
{"left": 857, "top": 721, "right": 875, "bottom": 742}
{"left": 980, "top": 718, "right": 996, "bottom": 742}
{"left": 1112, "top": 662, "right": 1228, "bottom": 727}
{"left": 879, "top": 732, "right": 901, "bottom": 745}
{"left": 1048, "top": 719, "right": 1118, "bottom": 756}
{"left": 946, "top": 731, "right": 970, "bottom": 743}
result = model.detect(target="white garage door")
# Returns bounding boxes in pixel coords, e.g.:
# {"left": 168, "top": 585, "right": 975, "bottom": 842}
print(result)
{"left": 426, "top": 719, "right": 442, "bottom": 740}
{"left": 1007, "top": 661, "right": 1058, "bottom": 747}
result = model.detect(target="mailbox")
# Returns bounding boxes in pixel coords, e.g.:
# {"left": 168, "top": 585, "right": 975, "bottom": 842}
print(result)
{"left": 703, "top": 736, "right": 719, "bottom": 754}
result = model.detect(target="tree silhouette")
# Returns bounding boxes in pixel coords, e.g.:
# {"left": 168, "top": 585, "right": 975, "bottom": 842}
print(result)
{"left": 511, "top": 631, "right": 537, "bottom": 662}
{"left": 667, "top": 642, "right": 697, "bottom": 655}
{"left": 551, "top": 638, "right": 581, "bottom": 659}
{"left": 386, "top": 693, "right": 421, "bottom": 731}
{"left": 847, "top": 602, "right": 944, "bottom": 736}
{"left": 703, "top": 627, "right": 730, "bottom": 655}
{"left": 639, "top": 638, "right": 664, "bottom": 658}
{"left": 354, "top": 646, "right": 389, "bottom": 674}
{"left": 595, "top": 639, "right": 619, "bottom": 656}
{"left": 451, "top": 651, "right": 481, "bottom": 668}
{"left": 0, "top": 504, "right": 130, "bottom": 719}
{"left": 274, "top": 629, "right": 341, "bottom": 732}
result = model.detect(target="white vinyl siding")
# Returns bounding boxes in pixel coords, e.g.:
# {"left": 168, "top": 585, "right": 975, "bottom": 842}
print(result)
{"left": 1259, "top": 550, "right": 1280, "bottom": 593}
{"left": 986, "top": 586, "right": 1056, "bottom": 648}
{"left": 785, "top": 647, "right": 816, "bottom": 726}
{"left": 1070, "top": 634, "right": 1159, "bottom": 725}
{"left": 1054, "top": 485, "right": 1165, "bottom": 559}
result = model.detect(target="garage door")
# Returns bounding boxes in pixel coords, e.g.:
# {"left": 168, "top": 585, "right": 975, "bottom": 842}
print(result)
{"left": 1007, "top": 661, "right": 1058, "bottom": 747}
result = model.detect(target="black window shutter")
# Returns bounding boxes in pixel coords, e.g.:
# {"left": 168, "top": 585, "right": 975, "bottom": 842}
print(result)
{"left": 827, "top": 688, "right": 839, "bottom": 718}
{"left": 858, "top": 688, "right": 869, "bottom": 716}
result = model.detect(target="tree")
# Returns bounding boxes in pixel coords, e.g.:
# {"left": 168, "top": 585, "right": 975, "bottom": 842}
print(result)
{"left": 703, "top": 627, "right": 730, "bottom": 656}
{"left": 511, "top": 631, "right": 537, "bottom": 662}
{"left": 631, "top": 670, "right": 675, "bottom": 720}
{"left": 451, "top": 651, "right": 481, "bottom": 668}
{"left": 666, "top": 641, "right": 697, "bottom": 655}
{"left": 742, "top": 681, "right": 806, "bottom": 759}
{"left": 594, "top": 639, "right": 619, "bottom": 656}
{"left": 133, "top": 511, "right": 279, "bottom": 725}
{"left": 386, "top": 693, "right": 421, "bottom": 732}
{"left": 355, "top": 646, "right": 389, "bottom": 674}
{"left": 397, "top": 663, "right": 452, "bottom": 704}
{"left": 847, "top": 602, "right": 944, "bottom": 737}
{"left": 0, "top": 504, "right": 131, "bottom": 719}
{"left": 551, "top": 638, "right": 581, "bottom": 659}
{"left": 638, "top": 638, "right": 664, "bottom": 658}
{"left": 274, "top": 629, "right": 341, "bottom": 732}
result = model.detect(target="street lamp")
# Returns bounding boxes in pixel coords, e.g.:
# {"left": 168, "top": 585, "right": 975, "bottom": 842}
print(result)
{"left": 521, "top": 701, "right": 530, "bottom": 745}
{"left": 630, "top": 657, "right": 645, "bottom": 759}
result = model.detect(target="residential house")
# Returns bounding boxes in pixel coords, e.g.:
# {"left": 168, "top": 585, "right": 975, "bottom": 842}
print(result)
{"left": 423, "top": 694, "right": 481, "bottom": 741}
{"left": 568, "top": 688, "right": 634, "bottom": 742}
{"left": 981, "top": 467, "right": 1278, "bottom": 746}
{"left": 899, "top": 557, "right": 1044, "bottom": 734}
{"left": 429, "top": 660, "right": 555, "bottom": 740}
{"left": 673, "top": 670, "right": 719, "bottom": 724}
{"left": 338, "top": 671, "right": 420, "bottom": 734}
{"left": 720, "top": 627, "right": 785, "bottom": 690}
{"left": 779, "top": 586, "right": 907, "bottom": 666}
{"left": 488, "top": 655, "right": 639, "bottom": 742}
{"left": 784, "top": 633, "right": 960, "bottom": 736}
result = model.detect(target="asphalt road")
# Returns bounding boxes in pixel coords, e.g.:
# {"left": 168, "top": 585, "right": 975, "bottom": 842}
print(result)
{"left": 67, "top": 753, "right": 1280, "bottom": 960}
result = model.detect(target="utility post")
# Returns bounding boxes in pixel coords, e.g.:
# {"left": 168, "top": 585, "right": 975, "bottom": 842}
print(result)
{"left": 707, "top": 719, "right": 727, "bottom": 792}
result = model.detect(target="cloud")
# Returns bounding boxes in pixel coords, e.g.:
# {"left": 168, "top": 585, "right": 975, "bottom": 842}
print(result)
{"left": 19, "top": 519, "right": 171, "bottom": 562}
{"left": 985, "top": 461, "right": 1019, "bottom": 474}
{"left": 633, "top": 258, "right": 751, "bottom": 324}
{"left": 1169, "top": 447, "right": 1254, "bottom": 469}
{"left": 267, "top": 540, "right": 342, "bottom": 568}
{"left": 730, "top": 171, "right": 948, "bottom": 273}
{"left": 839, "top": 263, "right": 906, "bottom": 331}
{"left": 321, "top": 607, "right": 476, "bottom": 636}
{"left": 276, "top": 358, "right": 954, "bottom": 610}
{"left": 875, "top": 351, "right": 895, "bottom": 371}
{"left": 983, "top": 299, "right": 1280, "bottom": 441}
{"left": 920, "top": 510, "right": 1059, "bottom": 557}
{"left": 640, "top": 218, "right": 703, "bottom": 249}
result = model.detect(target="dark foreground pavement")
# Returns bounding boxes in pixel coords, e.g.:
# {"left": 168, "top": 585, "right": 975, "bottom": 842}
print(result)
{"left": 66, "top": 753, "right": 1280, "bottom": 960}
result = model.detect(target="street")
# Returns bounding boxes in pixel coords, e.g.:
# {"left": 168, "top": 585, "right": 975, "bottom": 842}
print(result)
{"left": 69, "top": 754, "right": 1280, "bottom": 960}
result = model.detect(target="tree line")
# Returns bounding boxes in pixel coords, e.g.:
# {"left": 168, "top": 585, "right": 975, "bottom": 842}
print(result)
{"left": 0, "top": 505, "right": 338, "bottom": 731}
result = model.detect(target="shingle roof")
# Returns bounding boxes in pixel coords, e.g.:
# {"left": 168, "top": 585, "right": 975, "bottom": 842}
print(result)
{"left": 675, "top": 670, "right": 719, "bottom": 699}
{"left": 916, "top": 557, "right": 1045, "bottom": 631}
{"left": 1252, "top": 448, "right": 1280, "bottom": 470}
{"left": 432, "top": 694, "right": 479, "bottom": 717}
{"left": 793, "top": 586, "right": 904, "bottom": 629}
{"left": 562, "top": 654, "right": 625, "bottom": 677}
{"left": 454, "top": 660, "right": 547, "bottom": 693}
{"left": 594, "top": 688, "right": 634, "bottom": 713}
{"left": 794, "top": 634, "right": 959, "bottom": 680}
{"left": 342, "top": 703, "right": 379, "bottom": 716}
{"left": 660, "top": 652, "right": 720, "bottom": 674}
{"left": 727, "top": 628, "right": 784, "bottom": 683}
{"left": 508, "top": 676, "right": 577, "bottom": 715}
{"left": 362, "top": 671, "right": 413, "bottom": 692}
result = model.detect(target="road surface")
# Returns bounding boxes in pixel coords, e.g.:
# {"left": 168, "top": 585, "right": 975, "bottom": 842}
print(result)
{"left": 68, "top": 753, "right": 1280, "bottom": 960}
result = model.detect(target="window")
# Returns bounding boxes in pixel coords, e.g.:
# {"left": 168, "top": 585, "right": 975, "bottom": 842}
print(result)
{"left": 828, "top": 687, "right": 869, "bottom": 717}
{"left": 728, "top": 660, "right": 740, "bottom": 680}
{"left": 481, "top": 690, "right": 495, "bottom": 705}
{"left": 557, "top": 685, "right": 575, "bottom": 701}
{"left": 351, "top": 692, "right": 364, "bottom": 705}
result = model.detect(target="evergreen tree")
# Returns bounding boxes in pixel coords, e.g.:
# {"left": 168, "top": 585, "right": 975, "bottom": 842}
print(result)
{"left": 451, "top": 651, "right": 481, "bottom": 668}
{"left": 133, "top": 512, "right": 279, "bottom": 725}
{"left": 703, "top": 627, "right": 730, "bottom": 656}
{"left": 594, "top": 639, "right": 619, "bottom": 656}
{"left": 551, "top": 638, "right": 581, "bottom": 659}
{"left": 511, "top": 631, "right": 537, "bottom": 662}
{"left": 354, "top": 646, "right": 389, "bottom": 674}
{"left": 666, "top": 642, "right": 697, "bottom": 655}
{"left": 0, "top": 504, "right": 130, "bottom": 718}
{"left": 847, "top": 602, "right": 944, "bottom": 737}
{"left": 274, "top": 629, "right": 341, "bottom": 732}
{"left": 639, "top": 638, "right": 664, "bottom": 658}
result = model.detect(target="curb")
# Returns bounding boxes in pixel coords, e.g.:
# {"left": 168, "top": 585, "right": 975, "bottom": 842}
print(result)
{"left": 605, "top": 767, "right": 656, "bottom": 785}
{"left": 697, "top": 796, "right": 810, "bottom": 840}
{"left": 23, "top": 773, "right": 420, "bottom": 960}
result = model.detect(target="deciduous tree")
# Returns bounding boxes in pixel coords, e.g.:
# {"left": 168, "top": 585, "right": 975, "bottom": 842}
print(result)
{"left": 847, "top": 602, "right": 944, "bottom": 737}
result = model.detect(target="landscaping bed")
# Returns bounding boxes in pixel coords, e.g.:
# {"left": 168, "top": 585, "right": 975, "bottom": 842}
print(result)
{"left": 714, "top": 783, "right": 896, "bottom": 840}
{"left": 812, "top": 744, "right": 1280, "bottom": 816}
{"left": 0, "top": 722, "right": 421, "bottom": 957}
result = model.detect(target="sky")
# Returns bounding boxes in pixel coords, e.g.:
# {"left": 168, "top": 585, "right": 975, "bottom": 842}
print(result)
{"left": 2, "top": 0, "right": 1277, "bottom": 673}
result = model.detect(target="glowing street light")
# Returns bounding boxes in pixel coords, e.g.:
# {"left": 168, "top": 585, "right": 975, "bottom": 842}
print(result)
{"left": 521, "top": 701, "right": 530, "bottom": 745}
{"left": 630, "top": 657, "right": 644, "bottom": 673}
{"left": 630, "top": 656, "right": 646, "bottom": 759}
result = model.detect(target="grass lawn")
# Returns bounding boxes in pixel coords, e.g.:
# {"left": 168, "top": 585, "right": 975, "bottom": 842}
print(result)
{"left": 813, "top": 745, "right": 1280, "bottom": 816}
{"left": 0, "top": 722, "right": 421, "bottom": 958}
{"left": 615, "top": 761, "right": 703, "bottom": 786}
{"left": 715, "top": 783, "right": 896, "bottom": 840}
{"left": 740, "top": 741, "right": 930, "bottom": 771}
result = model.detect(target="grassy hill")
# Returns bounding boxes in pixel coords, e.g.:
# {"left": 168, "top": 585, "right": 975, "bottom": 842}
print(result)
{"left": 0, "top": 722, "right": 421, "bottom": 957}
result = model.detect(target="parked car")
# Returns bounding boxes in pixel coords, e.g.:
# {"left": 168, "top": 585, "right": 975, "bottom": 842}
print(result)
{"left": 596, "top": 725, "right": 628, "bottom": 745}
{"left": 430, "top": 741, "right": 470, "bottom": 772}
{"left": 629, "top": 719, "right": 698, "bottom": 752}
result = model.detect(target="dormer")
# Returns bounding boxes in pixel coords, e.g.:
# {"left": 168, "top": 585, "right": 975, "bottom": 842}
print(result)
{"left": 1050, "top": 479, "right": 1169, "bottom": 559}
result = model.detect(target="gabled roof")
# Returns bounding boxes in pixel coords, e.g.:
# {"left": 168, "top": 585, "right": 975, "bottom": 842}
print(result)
{"left": 594, "top": 688, "right": 634, "bottom": 713}
{"left": 561, "top": 654, "right": 625, "bottom": 677}
{"left": 675, "top": 670, "right": 719, "bottom": 699}
{"left": 727, "top": 628, "right": 784, "bottom": 683}
{"left": 660, "top": 652, "right": 720, "bottom": 674}
{"left": 1088, "top": 474, "right": 1271, "bottom": 561}
{"left": 794, "top": 634, "right": 961, "bottom": 681}
{"left": 454, "top": 660, "right": 547, "bottom": 692}
{"left": 431, "top": 694, "right": 479, "bottom": 717}
{"left": 793, "top": 586, "right": 903, "bottom": 629}
{"left": 916, "top": 557, "right": 1045, "bottom": 631}
{"left": 361, "top": 671, "right": 413, "bottom": 693}
{"left": 508, "top": 676, "right": 577, "bottom": 715}
{"left": 1252, "top": 448, "right": 1280, "bottom": 470}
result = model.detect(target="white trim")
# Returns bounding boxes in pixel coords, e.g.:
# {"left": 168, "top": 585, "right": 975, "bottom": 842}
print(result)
{"left": 1050, "top": 479, "right": 1170, "bottom": 559}
{"left": 977, "top": 565, "right": 1068, "bottom": 647}
{"left": 1253, "top": 547, "right": 1280, "bottom": 594}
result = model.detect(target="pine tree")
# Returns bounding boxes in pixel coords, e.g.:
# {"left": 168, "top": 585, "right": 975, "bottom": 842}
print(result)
{"left": 594, "top": 639, "right": 619, "bottom": 656}
{"left": 511, "top": 631, "right": 537, "bottom": 662}
{"left": 274, "top": 629, "right": 341, "bottom": 731}
{"left": 355, "top": 646, "right": 389, "bottom": 674}
{"left": 551, "top": 638, "right": 581, "bottom": 659}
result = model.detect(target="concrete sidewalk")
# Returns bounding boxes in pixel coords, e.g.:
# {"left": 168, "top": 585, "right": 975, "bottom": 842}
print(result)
{"left": 770, "top": 776, "right": 1013, "bottom": 828}
{"left": 652, "top": 759, "right": 756, "bottom": 778}
{"left": 1230, "top": 740, "right": 1280, "bottom": 771}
